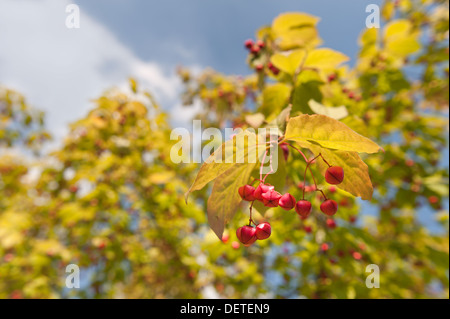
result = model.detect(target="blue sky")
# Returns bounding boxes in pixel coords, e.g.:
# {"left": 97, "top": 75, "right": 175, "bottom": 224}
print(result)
{"left": 74, "top": 0, "right": 382, "bottom": 73}
{"left": 1, "top": 0, "right": 382, "bottom": 138}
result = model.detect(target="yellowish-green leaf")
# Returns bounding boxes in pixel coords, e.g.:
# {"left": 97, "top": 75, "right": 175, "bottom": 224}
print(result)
{"left": 308, "top": 144, "right": 374, "bottom": 200}
{"left": 259, "top": 83, "right": 292, "bottom": 116}
{"left": 207, "top": 162, "right": 257, "bottom": 239}
{"left": 271, "top": 12, "right": 322, "bottom": 50}
{"left": 386, "top": 36, "right": 420, "bottom": 57}
{"left": 304, "top": 48, "right": 349, "bottom": 70}
{"left": 272, "top": 12, "right": 320, "bottom": 32}
{"left": 147, "top": 171, "right": 176, "bottom": 185}
{"left": 185, "top": 130, "right": 262, "bottom": 203}
{"left": 383, "top": 19, "right": 420, "bottom": 57}
{"left": 285, "top": 114, "right": 382, "bottom": 153}
{"left": 266, "top": 104, "right": 292, "bottom": 133}
{"left": 270, "top": 50, "right": 306, "bottom": 75}
{"left": 384, "top": 19, "right": 413, "bottom": 39}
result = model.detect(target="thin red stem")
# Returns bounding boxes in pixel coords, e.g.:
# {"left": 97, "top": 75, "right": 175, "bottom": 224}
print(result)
{"left": 248, "top": 200, "right": 255, "bottom": 226}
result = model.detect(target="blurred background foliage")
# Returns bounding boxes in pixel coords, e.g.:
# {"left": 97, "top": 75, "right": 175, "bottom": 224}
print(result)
{"left": 0, "top": 0, "right": 449, "bottom": 298}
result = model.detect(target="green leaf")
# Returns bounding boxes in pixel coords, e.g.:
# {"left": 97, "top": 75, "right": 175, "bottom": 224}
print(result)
{"left": 259, "top": 83, "right": 292, "bottom": 116}
{"left": 292, "top": 81, "right": 323, "bottom": 113}
{"left": 266, "top": 105, "right": 292, "bottom": 133}
{"left": 285, "top": 114, "right": 382, "bottom": 154}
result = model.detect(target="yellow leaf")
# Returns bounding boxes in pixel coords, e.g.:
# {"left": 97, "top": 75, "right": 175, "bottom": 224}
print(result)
{"left": 207, "top": 162, "right": 257, "bottom": 239}
{"left": 308, "top": 144, "right": 374, "bottom": 200}
{"left": 285, "top": 114, "right": 382, "bottom": 154}
{"left": 272, "top": 12, "right": 320, "bottom": 32}
{"left": 386, "top": 37, "right": 420, "bottom": 57}
{"left": 259, "top": 83, "right": 292, "bottom": 115}
{"left": 304, "top": 48, "right": 349, "bottom": 70}
{"left": 185, "top": 130, "right": 262, "bottom": 203}
{"left": 384, "top": 19, "right": 412, "bottom": 39}
{"left": 272, "top": 12, "right": 322, "bottom": 50}
{"left": 270, "top": 50, "right": 306, "bottom": 75}
{"left": 147, "top": 171, "right": 176, "bottom": 185}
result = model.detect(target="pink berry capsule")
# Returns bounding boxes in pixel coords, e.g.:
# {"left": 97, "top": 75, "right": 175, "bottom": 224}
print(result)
{"left": 278, "top": 193, "right": 296, "bottom": 211}
{"left": 320, "top": 199, "right": 338, "bottom": 216}
{"left": 325, "top": 166, "right": 344, "bottom": 185}
{"left": 254, "top": 183, "right": 274, "bottom": 201}
{"left": 295, "top": 200, "right": 312, "bottom": 218}
{"left": 326, "top": 219, "right": 337, "bottom": 229}
{"left": 255, "top": 222, "right": 271, "bottom": 240}
{"left": 238, "top": 184, "right": 256, "bottom": 201}
{"left": 261, "top": 190, "right": 282, "bottom": 207}
{"left": 236, "top": 226, "right": 257, "bottom": 246}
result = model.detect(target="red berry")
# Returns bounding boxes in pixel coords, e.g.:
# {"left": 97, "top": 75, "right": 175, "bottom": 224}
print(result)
{"left": 254, "top": 183, "right": 274, "bottom": 201}
{"left": 238, "top": 184, "right": 256, "bottom": 201}
{"left": 236, "top": 226, "right": 257, "bottom": 246}
{"left": 295, "top": 200, "right": 312, "bottom": 218}
{"left": 244, "top": 39, "right": 254, "bottom": 49}
{"left": 349, "top": 215, "right": 357, "bottom": 223}
{"left": 278, "top": 193, "right": 296, "bottom": 210}
{"left": 304, "top": 225, "right": 312, "bottom": 233}
{"left": 250, "top": 45, "right": 260, "bottom": 54}
{"left": 255, "top": 64, "right": 264, "bottom": 72}
{"left": 320, "top": 199, "right": 338, "bottom": 216}
{"left": 255, "top": 222, "right": 271, "bottom": 240}
{"left": 352, "top": 252, "right": 362, "bottom": 260}
{"left": 327, "top": 73, "right": 337, "bottom": 82}
{"left": 231, "top": 241, "right": 240, "bottom": 249}
{"left": 329, "top": 186, "right": 337, "bottom": 193}
{"left": 279, "top": 143, "right": 289, "bottom": 161}
{"left": 428, "top": 195, "right": 439, "bottom": 204}
{"left": 261, "top": 190, "right": 282, "bottom": 207}
{"left": 326, "top": 219, "right": 337, "bottom": 229}
{"left": 4, "top": 253, "right": 13, "bottom": 262}
{"left": 69, "top": 185, "right": 78, "bottom": 193}
{"left": 321, "top": 243, "right": 329, "bottom": 252}
{"left": 222, "top": 234, "right": 230, "bottom": 243}
{"left": 270, "top": 66, "right": 280, "bottom": 75}
{"left": 256, "top": 39, "right": 265, "bottom": 49}
{"left": 304, "top": 185, "right": 317, "bottom": 192}
{"left": 325, "top": 166, "right": 344, "bottom": 185}
{"left": 405, "top": 159, "right": 414, "bottom": 167}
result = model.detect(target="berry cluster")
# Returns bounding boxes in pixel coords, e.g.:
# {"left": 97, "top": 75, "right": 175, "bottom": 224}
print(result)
{"left": 235, "top": 146, "right": 345, "bottom": 246}
{"left": 243, "top": 39, "right": 280, "bottom": 75}
{"left": 236, "top": 222, "right": 271, "bottom": 247}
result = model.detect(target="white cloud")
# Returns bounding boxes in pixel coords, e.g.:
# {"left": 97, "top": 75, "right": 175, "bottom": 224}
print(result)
{"left": 0, "top": 0, "right": 199, "bottom": 149}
